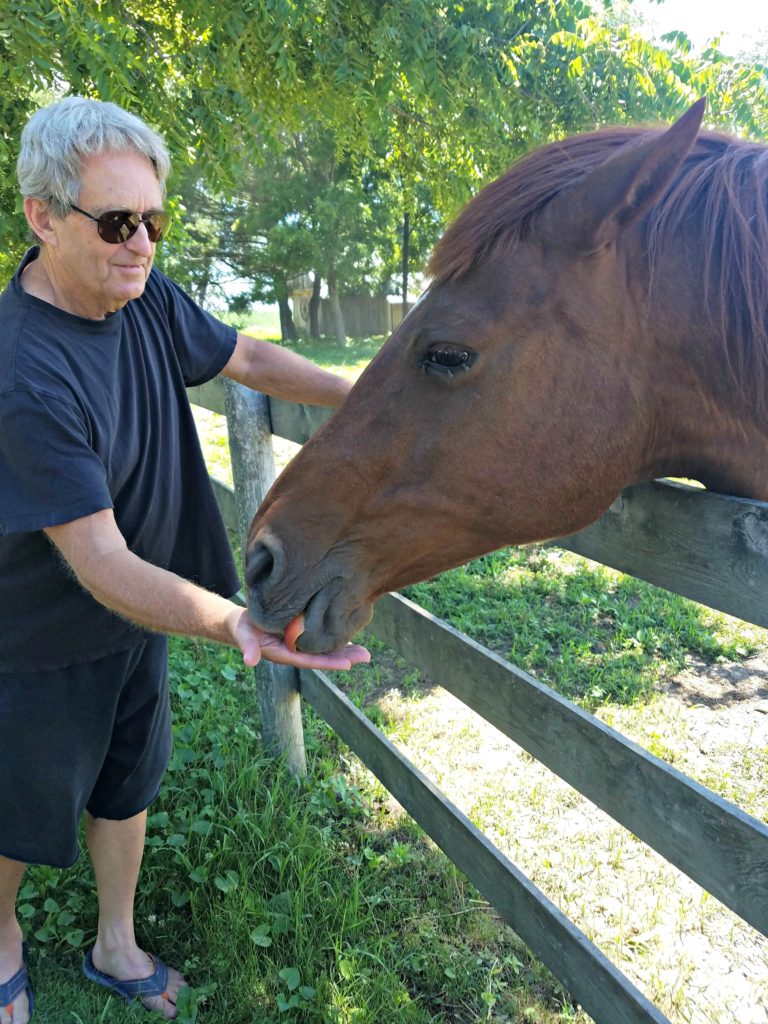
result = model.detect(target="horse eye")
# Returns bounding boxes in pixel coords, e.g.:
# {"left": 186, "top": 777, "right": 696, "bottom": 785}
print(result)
{"left": 421, "top": 344, "right": 475, "bottom": 381}
{"left": 427, "top": 345, "right": 469, "bottom": 366}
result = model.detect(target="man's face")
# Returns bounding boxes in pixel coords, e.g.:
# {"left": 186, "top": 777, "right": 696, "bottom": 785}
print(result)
{"left": 47, "top": 149, "right": 164, "bottom": 319}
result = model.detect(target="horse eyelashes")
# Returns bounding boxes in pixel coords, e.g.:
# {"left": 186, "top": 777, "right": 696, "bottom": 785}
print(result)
{"left": 421, "top": 346, "right": 476, "bottom": 380}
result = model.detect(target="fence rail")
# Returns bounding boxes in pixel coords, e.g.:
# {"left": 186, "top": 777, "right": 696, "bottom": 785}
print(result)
{"left": 300, "top": 665, "right": 673, "bottom": 1024}
{"left": 190, "top": 378, "right": 768, "bottom": 1024}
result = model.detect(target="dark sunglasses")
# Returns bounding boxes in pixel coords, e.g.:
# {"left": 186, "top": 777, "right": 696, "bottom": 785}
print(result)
{"left": 69, "top": 204, "right": 170, "bottom": 244}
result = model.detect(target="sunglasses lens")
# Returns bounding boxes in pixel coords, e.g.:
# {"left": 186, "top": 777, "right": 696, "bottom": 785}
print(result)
{"left": 145, "top": 212, "right": 169, "bottom": 242}
{"left": 97, "top": 211, "right": 169, "bottom": 244}
{"left": 96, "top": 212, "right": 136, "bottom": 244}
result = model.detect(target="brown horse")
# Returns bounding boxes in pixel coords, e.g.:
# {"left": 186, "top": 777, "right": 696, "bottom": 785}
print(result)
{"left": 246, "top": 100, "right": 768, "bottom": 652}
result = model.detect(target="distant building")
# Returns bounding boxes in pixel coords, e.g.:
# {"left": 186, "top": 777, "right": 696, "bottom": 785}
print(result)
{"left": 289, "top": 274, "right": 414, "bottom": 338}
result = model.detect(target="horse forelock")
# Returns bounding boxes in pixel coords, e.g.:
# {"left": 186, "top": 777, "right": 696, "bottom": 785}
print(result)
{"left": 428, "top": 124, "right": 768, "bottom": 415}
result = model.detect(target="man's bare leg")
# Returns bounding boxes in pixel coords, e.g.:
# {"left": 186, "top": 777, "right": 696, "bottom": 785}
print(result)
{"left": 86, "top": 811, "right": 186, "bottom": 1020}
{"left": 0, "top": 856, "right": 28, "bottom": 1024}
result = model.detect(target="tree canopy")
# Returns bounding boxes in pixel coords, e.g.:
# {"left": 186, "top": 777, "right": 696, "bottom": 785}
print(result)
{"left": 2, "top": 0, "right": 766, "bottom": 317}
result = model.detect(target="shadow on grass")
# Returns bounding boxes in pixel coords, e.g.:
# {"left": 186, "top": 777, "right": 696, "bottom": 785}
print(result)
{"left": 374, "top": 544, "right": 766, "bottom": 711}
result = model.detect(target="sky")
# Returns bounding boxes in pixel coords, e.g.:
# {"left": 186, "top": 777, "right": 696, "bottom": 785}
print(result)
{"left": 629, "top": 0, "right": 767, "bottom": 55}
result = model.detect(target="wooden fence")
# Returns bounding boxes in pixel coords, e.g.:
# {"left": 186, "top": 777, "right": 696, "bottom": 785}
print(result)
{"left": 189, "top": 378, "right": 768, "bottom": 1024}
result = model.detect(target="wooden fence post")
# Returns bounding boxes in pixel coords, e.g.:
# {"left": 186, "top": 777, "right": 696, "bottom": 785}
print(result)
{"left": 223, "top": 379, "right": 307, "bottom": 776}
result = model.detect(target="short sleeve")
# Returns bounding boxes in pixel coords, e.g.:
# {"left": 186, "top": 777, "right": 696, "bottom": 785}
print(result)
{"left": 0, "top": 389, "right": 112, "bottom": 536}
{"left": 148, "top": 271, "right": 237, "bottom": 387}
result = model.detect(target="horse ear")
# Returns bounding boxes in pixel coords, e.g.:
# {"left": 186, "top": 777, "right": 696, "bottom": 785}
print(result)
{"left": 541, "top": 98, "right": 706, "bottom": 253}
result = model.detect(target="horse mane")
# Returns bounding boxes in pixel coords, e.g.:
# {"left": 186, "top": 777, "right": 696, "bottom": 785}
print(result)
{"left": 428, "top": 124, "right": 768, "bottom": 411}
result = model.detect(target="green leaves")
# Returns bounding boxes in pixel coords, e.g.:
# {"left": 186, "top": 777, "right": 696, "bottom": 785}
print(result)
{"left": 276, "top": 965, "right": 316, "bottom": 1011}
{"left": 249, "top": 922, "right": 273, "bottom": 947}
{"left": 16, "top": 883, "right": 89, "bottom": 949}
{"left": 2, "top": 0, "right": 766, "bottom": 311}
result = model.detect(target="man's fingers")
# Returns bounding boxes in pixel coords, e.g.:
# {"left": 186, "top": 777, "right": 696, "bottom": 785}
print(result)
{"left": 336, "top": 644, "right": 371, "bottom": 665}
{"left": 241, "top": 638, "right": 262, "bottom": 667}
{"left": 260, "top": 637, "right": 371, "bottom": 670}
{"left": 236, "top": 612, "right": 370, "bottom": 670}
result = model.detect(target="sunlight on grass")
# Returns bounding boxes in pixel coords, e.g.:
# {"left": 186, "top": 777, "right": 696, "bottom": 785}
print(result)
{"left": 403, "top": 546, "right": 764, "bottom": 709}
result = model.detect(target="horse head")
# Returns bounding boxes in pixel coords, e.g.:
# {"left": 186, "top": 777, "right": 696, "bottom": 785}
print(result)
{"left": 245, "top": 100, "right": 768, "bottom": 651}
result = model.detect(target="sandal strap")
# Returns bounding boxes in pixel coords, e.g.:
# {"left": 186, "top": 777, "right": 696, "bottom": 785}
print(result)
{"left": 83, "top": 948, "right": 171, "bottom": 1001}
{"left": 0, "top": 963, "right": 28, "bottom": 1004}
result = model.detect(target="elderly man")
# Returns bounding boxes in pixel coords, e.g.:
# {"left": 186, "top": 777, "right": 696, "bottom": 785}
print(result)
{"left": 0, "top": 96, "right": 369, "bottom": 1023}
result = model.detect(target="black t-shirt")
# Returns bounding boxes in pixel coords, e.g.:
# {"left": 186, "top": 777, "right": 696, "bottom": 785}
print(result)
{"left": 0, "top": 248, "right": 240, "bottom": 671}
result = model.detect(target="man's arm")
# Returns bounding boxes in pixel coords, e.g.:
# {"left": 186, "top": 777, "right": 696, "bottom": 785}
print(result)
{"left": 44, "top": 509, "right": 369, "bottom": 670}
{"left": 220, "top": 332, "right": 352, "bottom": 407}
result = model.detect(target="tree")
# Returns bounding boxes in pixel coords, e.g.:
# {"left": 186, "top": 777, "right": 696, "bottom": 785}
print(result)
{"left": 2, "top": 0, "right": 766, "bottom": 296}
{"left": 168, "top": 123, "right": 438, "bottom": 342}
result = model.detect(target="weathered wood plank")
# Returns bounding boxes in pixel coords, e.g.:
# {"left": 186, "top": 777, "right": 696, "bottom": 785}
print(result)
{"left": 268, "top": 397, "right": 334, "bottom": 445}
{"left": 370, "top": 592, "right": 768, "bottom": 936}
{"left": 187, "top": 377, "right": 227, "bottom": 416}
{"left": 187, "top": 389, "right": 332, "bottom": 442}
{"left": 559, "top": 480, "right": 768, "bottom": 630}
{"left": 209, "top": 477, "right": 245, "bottom": 606}
{"left": 300, "top": 668, "right": 673, "bottom": 1024}
{"left": 210, "top": 477, "right": 237, "bottom": 534}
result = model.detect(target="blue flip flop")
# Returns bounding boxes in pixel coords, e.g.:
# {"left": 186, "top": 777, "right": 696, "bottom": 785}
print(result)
{"left": 0, "top": 941, "right": 34, "bottom": 1021}
{"left": 82, "top": 948, "right": 175, "bottom": 1009}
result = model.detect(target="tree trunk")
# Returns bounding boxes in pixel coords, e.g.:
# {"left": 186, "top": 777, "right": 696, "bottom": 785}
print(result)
{"left": 194, "top": 265, "right": 211, "bottom": 307}
{"left": 309, "top": 272, "right": 321, "bottom": 338}
{"left": 275, "top": 279, "right": 298, "bottom": 341}
{"left": 278, "top": 297, "right": 298, "bottom": 341}
{"left": 328, "top": 271, "right": 346, "bottom": 345}
{"left": 402, "top": 211, "right": 410, "bottom": 320}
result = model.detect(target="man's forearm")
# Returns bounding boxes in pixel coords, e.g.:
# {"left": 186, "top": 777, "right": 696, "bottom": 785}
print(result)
{"left": 44, "top": 506, "right": 371, "bottom": 671}
{"left": 223, "top": 333, "right": 353, "bottom": 408}
{"left": 46, "top": 518, "right": 242, "bottom": 648}
{"left": 84, "top": 546, "right": 241, "bottom": 646}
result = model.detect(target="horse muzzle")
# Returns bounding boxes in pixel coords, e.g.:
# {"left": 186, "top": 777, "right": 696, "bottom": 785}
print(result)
{"left": 245, "top": 531, "right": 373, "bottom": 651}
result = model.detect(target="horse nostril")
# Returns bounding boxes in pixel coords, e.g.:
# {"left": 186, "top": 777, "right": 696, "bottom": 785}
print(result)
{"left": 245, "top": 543, "right": 273, "bottom": 588}
{"left": 245, "top": 532, "right": 286, "bottom": 592}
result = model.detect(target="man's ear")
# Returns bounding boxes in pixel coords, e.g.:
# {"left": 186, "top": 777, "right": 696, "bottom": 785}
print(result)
{"left": 539, "top": 98, "right": 706, "bottom": 254}
{"left": 23, "top": 197, "right": 60, "bottom": 246}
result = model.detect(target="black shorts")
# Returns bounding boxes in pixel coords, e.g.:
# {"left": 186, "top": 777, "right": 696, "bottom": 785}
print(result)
{"left": 0, "top": 634, "right": 172, "bottom": 868}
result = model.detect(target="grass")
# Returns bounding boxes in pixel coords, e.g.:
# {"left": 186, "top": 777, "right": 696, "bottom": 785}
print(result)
{"left": 401, "top": 545, "right": 763, "bottom": 710}
{"left": 275, "top": 335, "right": 385, "bottom": 382}
{"left": 24, "top": 639, "right": 578, "bottom": 1023}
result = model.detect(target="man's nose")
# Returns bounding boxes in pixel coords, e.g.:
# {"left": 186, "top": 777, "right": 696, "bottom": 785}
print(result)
{"left": 126, "top": 222, "right": 154, "bottom": 254}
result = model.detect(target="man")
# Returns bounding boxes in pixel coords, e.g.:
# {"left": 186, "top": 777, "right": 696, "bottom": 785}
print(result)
{"left": 0, "top": 96, "right": 369, "bottom": 1023}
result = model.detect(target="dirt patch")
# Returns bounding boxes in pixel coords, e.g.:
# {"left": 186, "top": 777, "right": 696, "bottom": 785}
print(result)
{"left": 666, "top": 653, "right": 768, "bottom": 703}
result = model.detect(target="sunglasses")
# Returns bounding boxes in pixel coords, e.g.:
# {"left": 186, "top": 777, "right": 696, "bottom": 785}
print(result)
{"left": 69, "top": 204, "right": 170, "bottom": 244}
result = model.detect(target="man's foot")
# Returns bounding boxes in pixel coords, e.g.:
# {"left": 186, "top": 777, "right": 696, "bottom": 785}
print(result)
{"left": 84, "top": 945, "right": 186, "bottom": 1020}
{"left": 0, "top": 939, "right": 32, "bottom": 1024}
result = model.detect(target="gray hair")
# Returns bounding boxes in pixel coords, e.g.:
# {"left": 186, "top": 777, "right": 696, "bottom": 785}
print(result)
{"left": 17, "top": 96, "right": 171, "bottom": 218}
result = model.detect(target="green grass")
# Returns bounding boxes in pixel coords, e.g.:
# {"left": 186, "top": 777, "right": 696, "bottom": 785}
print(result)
{"left": 265, "top": 334, "right": 385, "bottom": 382}
{"left": 23, "top": 639, "right": 579, "bottom": 1023}
{"left": 401, "top": 545, "right": 762, "bottom": 710}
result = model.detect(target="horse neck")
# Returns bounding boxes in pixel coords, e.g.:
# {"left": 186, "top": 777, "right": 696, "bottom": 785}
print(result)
{"left": 639, "top": 235, "right": 768, "bottom": 500}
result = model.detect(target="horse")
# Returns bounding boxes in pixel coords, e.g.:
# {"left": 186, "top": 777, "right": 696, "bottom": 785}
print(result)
{"left": 245, "top": 99, "right": 768, "bottom": 653}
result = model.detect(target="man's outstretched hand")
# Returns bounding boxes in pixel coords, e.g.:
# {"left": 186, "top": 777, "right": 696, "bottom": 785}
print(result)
{"left": 233, "top": 609, "right": 370, "bottom": 670}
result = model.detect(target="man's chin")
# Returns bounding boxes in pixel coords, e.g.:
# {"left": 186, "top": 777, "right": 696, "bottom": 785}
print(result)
{"left": 108, "top": 277, "right": 148, "bottom": 309}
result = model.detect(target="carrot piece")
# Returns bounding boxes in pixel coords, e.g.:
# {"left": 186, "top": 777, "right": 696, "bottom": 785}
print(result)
{"left": 284, "top": 614, "right": 305, "bottom": 653}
